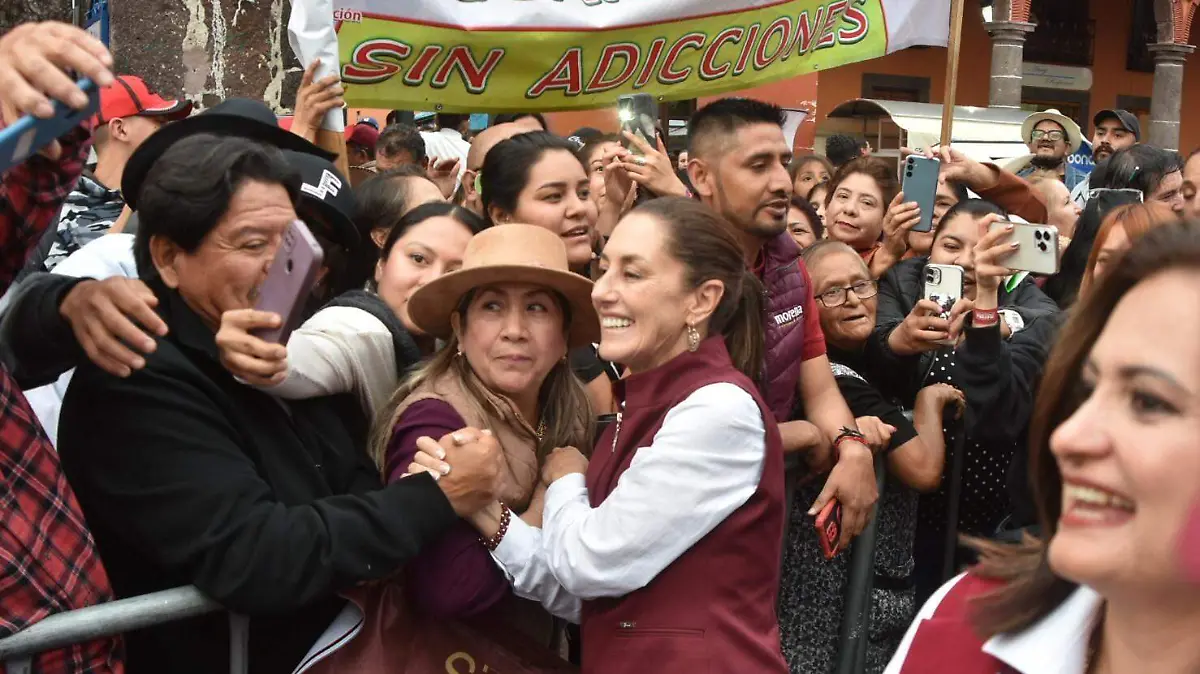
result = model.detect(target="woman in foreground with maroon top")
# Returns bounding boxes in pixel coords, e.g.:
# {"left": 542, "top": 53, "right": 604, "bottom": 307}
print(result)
{"left": 884, "top": 221, "right": 1200, "bottom": 673}
{"left": 413, "top": 197, "right": 790, "bottom": 673}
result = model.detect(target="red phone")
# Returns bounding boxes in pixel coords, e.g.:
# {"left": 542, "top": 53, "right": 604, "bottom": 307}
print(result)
{"left": 252, "top": 219, "right": 324, "bottom": 344}
{"left": 815, "top": 499, "right": 843, "bottom": 560}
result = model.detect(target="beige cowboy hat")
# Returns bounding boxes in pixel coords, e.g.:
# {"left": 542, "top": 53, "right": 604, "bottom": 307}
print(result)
{"left": 1020, "top": 109, "right": 1083, "bottom": 154}
{"left": 407, "top": 224, "right": 600, "bottom": 347}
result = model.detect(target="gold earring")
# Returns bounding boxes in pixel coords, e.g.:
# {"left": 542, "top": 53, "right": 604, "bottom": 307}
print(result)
{"left": 686, "top": 323, "right": 700, "bottom": 352}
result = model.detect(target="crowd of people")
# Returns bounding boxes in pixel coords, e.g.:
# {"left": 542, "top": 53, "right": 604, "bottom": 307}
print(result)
{"left": 1, "top": 18, "right": 1199, "bottom": 674}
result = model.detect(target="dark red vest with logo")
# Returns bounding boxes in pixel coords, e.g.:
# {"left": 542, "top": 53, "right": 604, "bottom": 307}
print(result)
{"left": 759, "top": 232, "right": 809, "bottom": 422}
{"left": 580, "top": 338, "right": 787, "bottom": 674}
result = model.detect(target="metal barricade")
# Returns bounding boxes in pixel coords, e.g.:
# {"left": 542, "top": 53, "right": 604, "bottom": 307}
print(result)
{"left": 0, "top": 586, "right": 245, "bottom": 674}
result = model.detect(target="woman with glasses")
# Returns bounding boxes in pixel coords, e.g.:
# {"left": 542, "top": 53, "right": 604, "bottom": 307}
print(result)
{"left": 865, "top": 199, "right": 1062, "bottom": 601}
{"left": 779, "top": 241, "right": 963, "bottom": 673}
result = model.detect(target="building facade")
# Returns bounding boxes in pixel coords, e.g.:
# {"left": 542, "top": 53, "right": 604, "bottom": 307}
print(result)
{"left": 544, "top": 0, "right": 1200, "bottom": 154}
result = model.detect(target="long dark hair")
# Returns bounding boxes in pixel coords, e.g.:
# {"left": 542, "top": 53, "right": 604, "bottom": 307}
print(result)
{"left": 1101, "top": 144, "right": 1182, "bottom": 196}
{"left": 481, "top": 131, "right": 582, "bottom": 227}
{"left": 633, "top": 197, "right": 765, "bottom": 381}
{"left": 968, "top": 218, "right": 1199, "bottom": 637}
{"left": 347, "top": 166, "right": 439, "bottom": 288}
{"left": 378, "top": 202, "right": 488, "bottom": 264}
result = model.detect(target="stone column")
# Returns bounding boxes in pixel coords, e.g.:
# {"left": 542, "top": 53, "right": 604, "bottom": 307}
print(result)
{"left": 983, "top": 21, "right": 1037, "bottom": 108}
{"left": 1148, "top": 42, "right": 1195, "bottom": 151}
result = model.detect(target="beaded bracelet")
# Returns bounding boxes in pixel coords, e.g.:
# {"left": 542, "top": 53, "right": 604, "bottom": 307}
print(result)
{"left": 479, "top": 503, "right": 511, "bottom": 552}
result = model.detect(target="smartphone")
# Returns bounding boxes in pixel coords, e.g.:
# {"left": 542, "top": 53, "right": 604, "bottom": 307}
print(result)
{"left": 252, "top": 220, "right": 324, "bottom": 344}
{"left": 923, "top": 263, "right": 964, "bottom": 346}
{"left": 617, "top": 93, "right": 658, "bottom": 156}
{"left": 0, "top": 78, "right": 99, "bottom": 175}
{"left": 989, "top": 220, "right": 1060, "bottom": 275}
{"left": 815, "top": 499, "right": 843, "bottom": 560}
{"left": 901, "top": 155, "right": 940, "bottom": 233}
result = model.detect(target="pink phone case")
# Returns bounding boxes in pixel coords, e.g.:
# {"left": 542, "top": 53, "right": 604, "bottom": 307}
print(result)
{"left": 252, "top": 220, "right": 324, "bottom": 344}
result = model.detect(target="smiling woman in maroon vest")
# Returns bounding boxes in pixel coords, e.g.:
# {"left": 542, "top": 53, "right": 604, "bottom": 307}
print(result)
{"left": 413, "top": 197, "right": 788, "bottom": 673}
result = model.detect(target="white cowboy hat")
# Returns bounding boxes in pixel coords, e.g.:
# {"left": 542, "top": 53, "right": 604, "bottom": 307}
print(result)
{"left": 1020, "top": 109, "right": 1083, "bottom": 154}
{"left": 407, "top": 224, "right": 600, "bottom": 347}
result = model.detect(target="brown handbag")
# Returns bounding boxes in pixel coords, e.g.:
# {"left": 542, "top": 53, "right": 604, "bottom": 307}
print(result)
{"left": 299, "top": 582, "right": 578, "bottom": 674}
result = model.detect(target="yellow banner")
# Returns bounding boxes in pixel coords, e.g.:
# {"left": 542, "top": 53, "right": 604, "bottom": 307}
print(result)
{"left": 333, "top": 0, "right": 918, "bottom": 112}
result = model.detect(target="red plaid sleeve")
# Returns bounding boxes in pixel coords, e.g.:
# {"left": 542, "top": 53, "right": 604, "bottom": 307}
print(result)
{"left": 0, "top": 125, "right": 121, "bottom": 672}
{"left": 0, "top": 124, "right": 92, "bottom": 292}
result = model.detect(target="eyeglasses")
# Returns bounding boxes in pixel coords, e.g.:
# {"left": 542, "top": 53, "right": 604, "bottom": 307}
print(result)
{"left": 1030, "top": 130, "right": 1066, "bottom": 142}
{"left": 816, "top": 279, "right": 878, "bottom": 308}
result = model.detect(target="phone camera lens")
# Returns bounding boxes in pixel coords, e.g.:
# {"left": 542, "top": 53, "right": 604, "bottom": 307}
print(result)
{"left": 1038, "top": 241, "right": 1048, "bottom": 252}
{"left": 285, "top": 259, "right": 294, "bottom": 274}
{"left": 1034, "top": 230, "right": 1044, "bottom": 241}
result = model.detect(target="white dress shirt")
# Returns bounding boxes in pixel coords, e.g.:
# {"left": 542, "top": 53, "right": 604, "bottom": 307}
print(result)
{"left": 884, "top": 573, "right": 1103, "bottom": 674}
{"left": 420, "top": 128, "right": 471, "bottom": 183}
{"left": 489, "top": 382, "right": 767, "bottom": 624}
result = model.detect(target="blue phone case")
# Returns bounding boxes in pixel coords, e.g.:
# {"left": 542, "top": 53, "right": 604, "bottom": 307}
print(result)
{"left": 902, "top": 155, "right": 940, "bottom": 233}
{"left": 0, "top": 78, "right": 99, "bottom": 175}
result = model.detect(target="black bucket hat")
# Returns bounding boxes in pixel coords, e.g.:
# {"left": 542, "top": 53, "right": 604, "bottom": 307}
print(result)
{"left": 284, "top": 149, "right": 360, "bottom": 255}
{"left": 122, "top": 98, "right": 336, "bottom": 210}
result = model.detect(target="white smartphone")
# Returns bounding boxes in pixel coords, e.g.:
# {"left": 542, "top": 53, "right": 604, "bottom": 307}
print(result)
{"left": 988, "top": 221, "right": 1060, "bottom": 275}
{"left": 923, "top": 263, "right": 964, "bottom": 346}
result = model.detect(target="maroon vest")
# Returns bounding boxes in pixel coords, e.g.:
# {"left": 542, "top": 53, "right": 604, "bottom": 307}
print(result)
{"left": 581, "top": 338, "right": 787, "bottom": 674}
{"left": 759, "top": 232, "right": 809, "bottom": 422}
{"left": 897, "top": 574, "right": 1017, "bottom": 674}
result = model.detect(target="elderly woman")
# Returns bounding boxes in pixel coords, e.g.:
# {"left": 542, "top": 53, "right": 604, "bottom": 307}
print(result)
{"left": 414, "top": 197, "right": 789, "bottom": 673}
{"left": 779, "top": 241, "right": 962, "bottom": 673}
{"left": 373, "top": 223, "right": 595, "bottom": 654}
{"left": 55, "top": 133, "right": 503, "bottom": 674}
{"left": 886, "top": 220, "right": 1200, "bottom": 674}
{"left": 824, "top": 157, "right": 921, "bottom": 277}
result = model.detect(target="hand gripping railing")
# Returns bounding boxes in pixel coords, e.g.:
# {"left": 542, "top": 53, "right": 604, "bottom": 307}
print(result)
{"left": 0, "top": 586, "right": 246, "bottom": 674}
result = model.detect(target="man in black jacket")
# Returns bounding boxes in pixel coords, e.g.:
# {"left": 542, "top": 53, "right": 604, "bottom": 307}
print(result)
{"left": 52, "top": 131, "right": 504, "bottom": 672}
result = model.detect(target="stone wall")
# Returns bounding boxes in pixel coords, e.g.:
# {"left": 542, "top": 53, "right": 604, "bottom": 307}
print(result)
{"left": 2, "top": 0, "right": 303, "bottom": 113}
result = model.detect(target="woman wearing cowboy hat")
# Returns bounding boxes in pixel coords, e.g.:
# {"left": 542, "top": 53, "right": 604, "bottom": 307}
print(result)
{"left": 373, "top": 223, "right": 596, "bottom": 652}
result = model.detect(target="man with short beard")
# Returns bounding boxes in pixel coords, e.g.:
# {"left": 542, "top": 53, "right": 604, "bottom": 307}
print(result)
{"left": 1069, "top": 109, "right": 1141, "bottom": 206}
{"left": 686, "top": 98, "right": 879, "bottom": 551}
{"left": 1015, "top": 109, "right": 1087, "bottom": 193}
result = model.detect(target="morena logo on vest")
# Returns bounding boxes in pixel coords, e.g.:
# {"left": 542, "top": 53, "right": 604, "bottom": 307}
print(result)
{"left": 772, "top": 305, "right": 804, "bottom": 327}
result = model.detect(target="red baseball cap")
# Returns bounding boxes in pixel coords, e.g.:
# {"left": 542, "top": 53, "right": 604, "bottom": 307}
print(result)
{"left": 345, "top": 123, "right": 379, "bottom": 148}
{"left": 95, "top": 76, "right": 193, "bottom": 126}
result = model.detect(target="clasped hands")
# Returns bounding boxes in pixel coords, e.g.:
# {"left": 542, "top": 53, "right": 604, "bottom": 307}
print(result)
{"left": 407, "top": 427, "right": 588, "bottom": 518}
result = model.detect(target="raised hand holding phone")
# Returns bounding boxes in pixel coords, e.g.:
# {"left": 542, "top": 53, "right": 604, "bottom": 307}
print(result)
{"left": 0, "top": 21, "right": 113, "bottom": 126}
{"left": 0, "top": 78, "right": 98, "bottom": 174}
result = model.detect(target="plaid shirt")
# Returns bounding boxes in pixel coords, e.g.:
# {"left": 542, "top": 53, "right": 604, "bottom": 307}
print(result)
{"left": 0, "top": 126, "right": 122, "bottom": 673}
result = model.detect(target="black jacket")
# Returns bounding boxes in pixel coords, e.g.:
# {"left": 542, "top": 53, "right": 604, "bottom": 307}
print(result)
{"left": 866, "top": 257, "right": 1062, "bottom": 527}
{"left": 0, "top": 272, "right": 87, "bottom": 389}
{"left": 57, "top": 279, "right": 459, "bottom": 674}
{"left": 866, "top": 257, "right": 1061, "bottom": 439}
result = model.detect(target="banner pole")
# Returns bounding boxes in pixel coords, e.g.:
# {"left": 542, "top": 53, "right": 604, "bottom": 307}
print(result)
{"left": 939, "top": 0, "right": 967, "bottom": 145}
